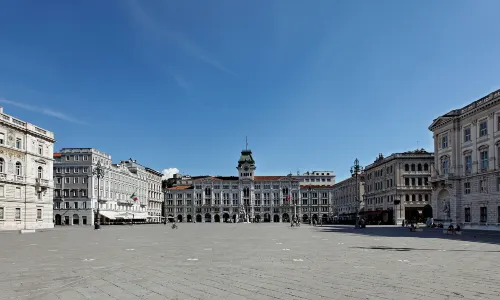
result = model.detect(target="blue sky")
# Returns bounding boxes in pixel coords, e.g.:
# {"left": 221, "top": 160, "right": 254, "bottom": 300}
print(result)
{"left": 1, "top": 0, "right": 500, "bottom": 181}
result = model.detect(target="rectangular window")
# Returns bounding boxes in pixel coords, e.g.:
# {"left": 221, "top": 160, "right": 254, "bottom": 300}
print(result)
{"left": 0, "top": 185, "right": 4, "bottom": 197}
{"left": 65, "top": 177, "right": 70, "bottom": 184}
{"left": 65, "top": 202, "right": 69, "bottom": 209}
{"left": 38, "top": 145, "right": 43, "bottom": 155}
{"left": 74, "top": 202, "right": 78, "bottom": 209}
{"left": 480, "top": 120, "right": 488, "bottom": 137}
{"left": 480, "top": 151, "right": 489, "bottom": 170}
{"left": 65, "top": 168, "right": 70, "bottom": 173}
{"left": 498, "top": 206, "right": 500, "bottom": 223}
{"left": 480, "top": 180, "right": 486, "bottom": 193}
{"left": 464, "top": 207, "right": 471, "bottom": 222}
{"left": 75, "top": 155, "right": 79, "bottom": 161}
{"left": 0, "top": 133, "right": 4, "bottom": 145}
{"left": 464, "top": 155, "right": 472, "bottom": 174}
{"left": 15, "top": 208, "right": 21, "bottom": 220}
{"left": 82, "top": 177, "right": 87, "bottom": 184}
{"left": 15, "top": 187, "right": 21, "bottom": 199}
{"left": 15, "top": 138, "right": 21, "bottom": 149}
{"left": 73, "top": 177, "right": 79, "bottom": 184}
{"left": 441, "top": 135, "right": 448, "bottom": 148}
{"left": 74, "top": 167, "right": 79, "bottom": 173}
{"left": 37, "top": 209, "right": 42, "bottom": 220}
{"left": 480, "top": 207, "right": 487, "bottom": 223}
{"left": 464, "top": 182, "right": 470, "bottom": 194}
{"left": 463, "top": 127, "right": 471, "bottom": 142}
{"left": 83, "top": 155, "right": 88, "bottom": 161}
{"left": 83, "top": 167, "right": 89, "bottom": 173}
{"left": 497, "top": 116, "right": 500, "bottom": 132}
{"left": 0, "top": 207, "right": 3, "bottom": 219}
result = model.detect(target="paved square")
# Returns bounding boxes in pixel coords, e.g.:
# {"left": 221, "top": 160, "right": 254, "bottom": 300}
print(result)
{"left": 1, "top": 224, "right": 500, "bottom": 300}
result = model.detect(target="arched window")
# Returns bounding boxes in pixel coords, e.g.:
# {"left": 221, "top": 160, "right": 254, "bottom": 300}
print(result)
{"left": 37, "top": 166, "right": 43, "bottom": 179}
{"left": 15, "top": 162, "right": 22, "bottom": 176}
{"left": 424, "top": 163, "right": 429, "bottom": 171}
{"left": 405, "top": 194, "right": 410, "bottom": 202}
{"left": 0, "top": 158, "right": 4, "bottom": 173}
{"left": 417, "top": 164, "right": 422, "bottom": 171}
{"left": 411, "top": 164, "right": 416, "bottom": 171}
{"left": 405, "top": 164, "right": 409, "bottom": 171}
{"left": 418, "top": 194, "right": 423, "bottom": 201}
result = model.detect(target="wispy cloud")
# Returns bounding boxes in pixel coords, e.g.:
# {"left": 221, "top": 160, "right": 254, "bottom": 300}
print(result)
{"left": 0, "top": 98, "right": 86, "bottom": 125}
{"left": 126, "top": 0, "right": 235, "bottom": 75}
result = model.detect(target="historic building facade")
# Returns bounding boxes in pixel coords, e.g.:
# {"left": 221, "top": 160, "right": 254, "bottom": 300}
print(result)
{"left": 146, "top": 168, "right": 163, "bottom": 223}
{"left": 53, "top": 148, "right": 161, "bottom": 225}
{"left": 331, "top": 174, "right": 365, "bottom": 222}
{"left": 0, "top": 107, "right": 55, "bottom": 231}
{"left": 429, "top": 89, "right": 500, "bottom": 230}
{"left": 364, "top": 151, "right": 433, "bottom": 225}
{"left": 296, "top": 171, "right": 336, "bottom": 186}
{"left": 165, "top": 149, "right": 336, "bottom": 223}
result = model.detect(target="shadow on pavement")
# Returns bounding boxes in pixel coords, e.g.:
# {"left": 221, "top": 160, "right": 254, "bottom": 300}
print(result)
{"left": 315, "top": 225, "right": 500, "bottom": 246}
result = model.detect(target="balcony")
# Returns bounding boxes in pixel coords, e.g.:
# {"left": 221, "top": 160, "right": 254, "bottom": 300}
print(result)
{"left": 14, "top": 175, "right": 24, "bottom": 182}
{"left": 36, "top": 178, "right": 49, "bottom": 187}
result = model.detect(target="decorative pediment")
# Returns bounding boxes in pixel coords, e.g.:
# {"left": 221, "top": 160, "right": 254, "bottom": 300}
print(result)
{"left": 35, "top": 159, "right": 46, "bottom": 164}
{"left": 478, "top": 144, "right": 489, "bottom": 151}
{"left": 439, "top": 155, "right": 450, "bottom": 161}
{"left": 463, "top": 149, "right": 472, "bottom": 155}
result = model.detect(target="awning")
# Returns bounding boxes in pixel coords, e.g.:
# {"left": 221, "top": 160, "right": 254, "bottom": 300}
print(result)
{"left": 115, "top": 212, "right": 148, "bottom": 220}
{"left": 99, "top": 211, "right": 116, "bottom": 220}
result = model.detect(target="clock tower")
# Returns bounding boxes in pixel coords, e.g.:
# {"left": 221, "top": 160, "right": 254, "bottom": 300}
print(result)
{"left": 237, "top": 149, "right": 255, "bottom": 180}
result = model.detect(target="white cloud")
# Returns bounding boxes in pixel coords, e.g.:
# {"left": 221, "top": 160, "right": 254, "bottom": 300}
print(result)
{"left": 162, "top": 168, "right": 179, "bottom": 180}
{"left": 0, "top": 98, "right": 86, "bottom": 125}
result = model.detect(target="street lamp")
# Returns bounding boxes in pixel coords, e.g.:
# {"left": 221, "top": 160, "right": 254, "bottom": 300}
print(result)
{"left": 350, "top": 158, "right": 363, "bottom": 229}
{"left": 92, "top": 161, "right": 105, "bottom": 230}
{"left": 163, "top": 189, "right": 169, "bottom": 224}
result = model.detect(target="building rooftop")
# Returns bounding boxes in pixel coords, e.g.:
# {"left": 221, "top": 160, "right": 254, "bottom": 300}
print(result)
{"left": 0, "top": 106, "right": 55, "bottom": 141}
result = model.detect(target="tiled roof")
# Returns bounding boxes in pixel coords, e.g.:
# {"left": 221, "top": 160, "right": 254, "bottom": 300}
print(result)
{"left": 53, "top": 153, "right": 62, "bottom": 158}
{"left": 167, "top": 185, "right": 193, "bottom": 190}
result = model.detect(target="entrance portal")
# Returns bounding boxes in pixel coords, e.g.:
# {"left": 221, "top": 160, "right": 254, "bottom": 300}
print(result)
{"left": 214, "top": 214, "right": 220, "bottom": 222}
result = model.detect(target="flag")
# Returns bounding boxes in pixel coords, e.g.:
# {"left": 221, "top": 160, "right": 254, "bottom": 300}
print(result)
{"left": 130, "top": 192, "right": 138, "bottom": 201}
{"left": 286, "top": 195, "right": 290, "bottom": 201}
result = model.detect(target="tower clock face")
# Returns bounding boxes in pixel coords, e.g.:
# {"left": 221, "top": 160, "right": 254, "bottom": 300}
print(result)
{"left": 244, "top": 166, "right": 249, "bottom": 171}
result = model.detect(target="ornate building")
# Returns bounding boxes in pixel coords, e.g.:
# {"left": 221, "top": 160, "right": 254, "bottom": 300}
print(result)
{"left": 146, "top": 168, "right": 163, "bottom": 223}
{"left": 364, "top": 151, "right": 433, "bottom": 225}
{"left": 429, "top": 89, "right": 500, "bottom": 230}
{"left": 165, "top": 149, "right": 336, "bottom": 223}
{"left": 0, "top": 107, "right": 55, "bottom": 231}
{"left": 53, "top": 148, "right": 162, "bottom": 225}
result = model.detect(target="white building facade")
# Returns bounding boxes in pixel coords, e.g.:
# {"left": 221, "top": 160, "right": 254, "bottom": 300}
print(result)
{"left": 165, "top": 149, "right": 336, "bottom": 224}
{"left": 364, "top": 151, "right": 433, "bottom": 225}
{"left": 0, "top": 107, "right": 55, "bottom": 231}
{"left": 296, "top": 171, "right": 336, "bottom": 186}
{"left": 53, "top": 149, "right": 160, "bottom": 225}
{"left": 429, "top": 89, "right": 500, "bottom": 230}
{"left": 146, "top": 168, "right": 163, "bottom": 223}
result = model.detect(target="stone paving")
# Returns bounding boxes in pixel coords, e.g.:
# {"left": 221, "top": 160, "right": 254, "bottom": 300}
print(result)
{"left": 0, "top": 224, "right": 500, "bottom": 300}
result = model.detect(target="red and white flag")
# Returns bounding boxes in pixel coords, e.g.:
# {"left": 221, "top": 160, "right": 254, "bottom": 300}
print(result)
{"left": 286, "top": 195, "right": 290, "bottom": 201}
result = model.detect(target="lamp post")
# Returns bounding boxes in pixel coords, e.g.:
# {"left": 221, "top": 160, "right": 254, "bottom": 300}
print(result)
{"left": 92, "top": 161, "right": 105, "bottom": 230}
{"left": 350, "top": 158, "right": 363, "bottom": 229}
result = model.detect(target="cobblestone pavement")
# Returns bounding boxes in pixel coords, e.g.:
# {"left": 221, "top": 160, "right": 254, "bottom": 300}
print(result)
{"left": 1, "top": 224, "right": 500, "bottom": 300}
